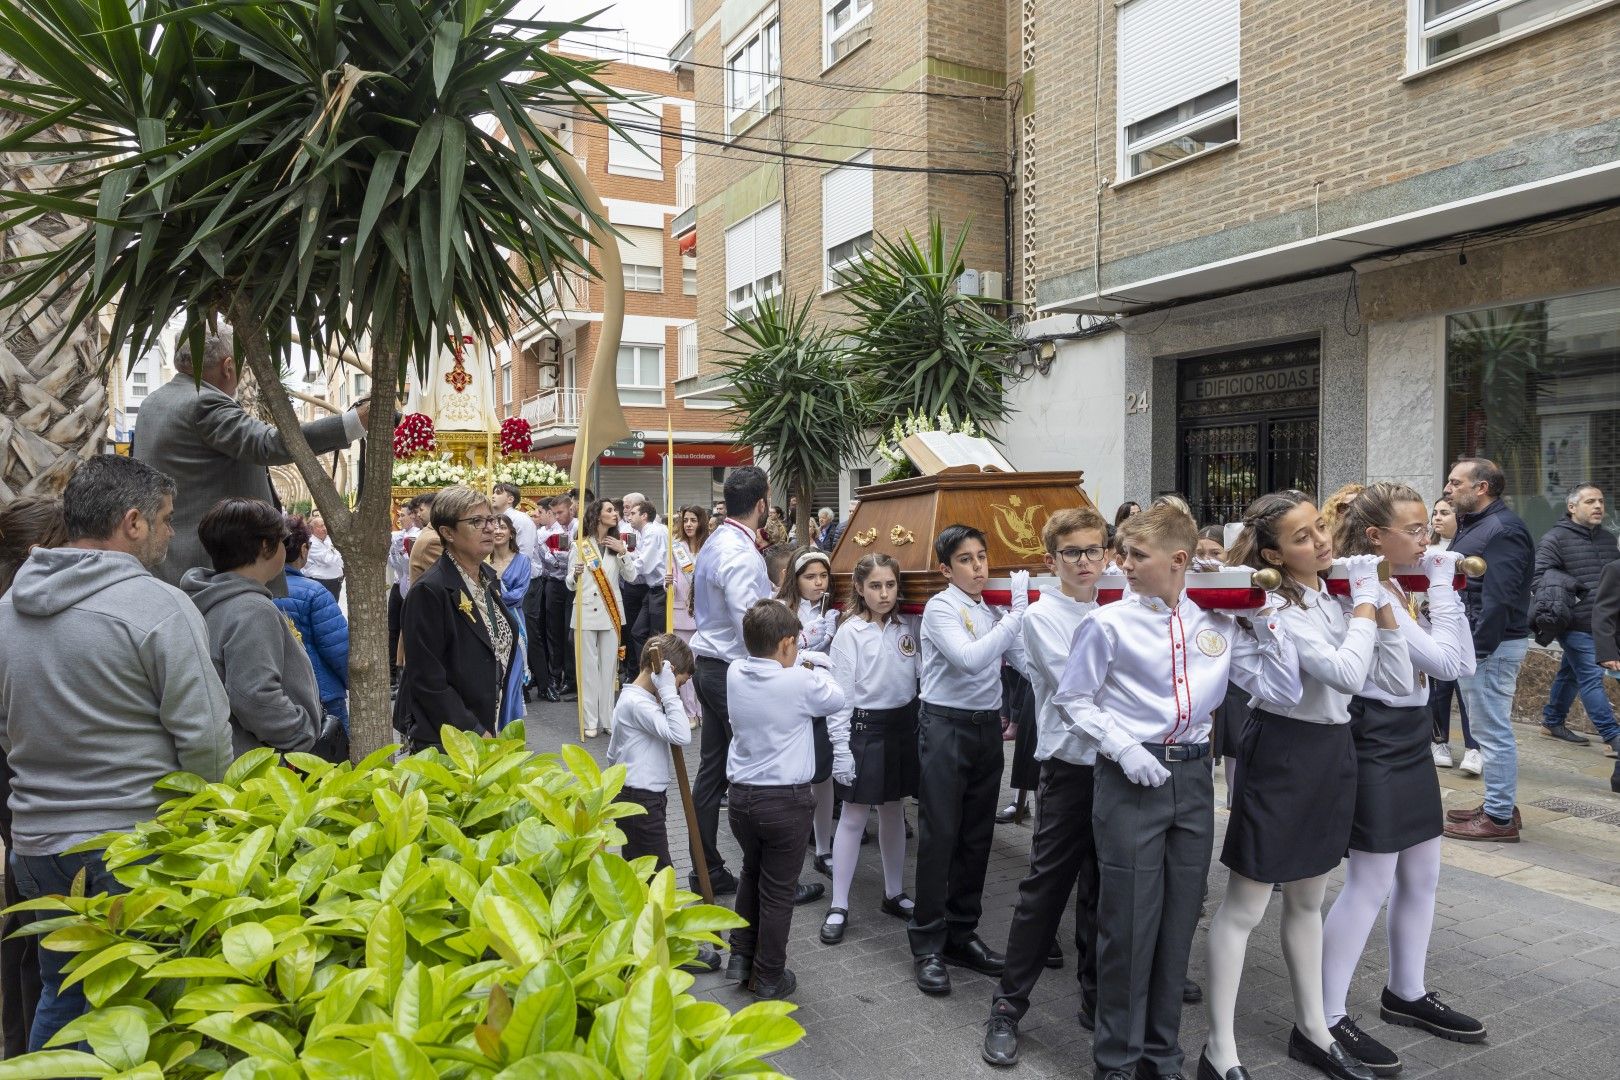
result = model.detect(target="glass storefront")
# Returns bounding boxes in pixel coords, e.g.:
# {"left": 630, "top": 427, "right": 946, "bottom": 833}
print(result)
{"left": 1444, "top": 287, "right": 1620, "bottom": 541}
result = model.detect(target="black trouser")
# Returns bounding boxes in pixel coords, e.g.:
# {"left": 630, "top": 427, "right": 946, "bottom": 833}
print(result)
{"left": 631, "top": 585, "right": 666, "bottom": 668}
{"left": 388, "top": 584, "right": 404, "bottom": 676}
{"left": 909, "top": 703, "right": 1004, "bottom": 956}
{"left": 619, "top": 786, "right": 672, "bottom": 869}
{"left": 0, "top": 753, "right": 38, "bottom": 1058}
{"left": 1091, "top": 749, "right": 1213, "bottom": 1079}
{"left": 542, "top": 577, "right": 573, "bottom": 689}
{"left": 689, "top": 655, "right": 733, "bottom": 879}
{"left": 994, "top": 758, "right": 1098, "bottom": 1019}
{"left": 523, "top": 578, "right": 551, "bottom": 692}
{"left": 728, "top": 782, "right": 814, "bottom": 983}
{"left": 316, "top": 576, "right": 343, "bottom": 601}
{"left": 621, "top": 581, "right": 648, "bottom": 677}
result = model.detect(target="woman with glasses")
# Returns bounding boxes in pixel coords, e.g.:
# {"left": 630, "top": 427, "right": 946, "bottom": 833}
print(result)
{"left": 489, "top": 516, "right": 533, "bottom": 732}
{"left": 396, "top": 486, "right": 520, "bottom": 753}
{"left": 568, "top": 497, "right": 634, "bottom": 738}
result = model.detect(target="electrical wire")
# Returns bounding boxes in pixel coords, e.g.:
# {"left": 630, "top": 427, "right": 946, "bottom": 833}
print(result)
{"left": 674, "top": 92, "right": 1007, "bottom": 156}
{"left": 606, "top": 44, "right": 1009, "bottom": 102}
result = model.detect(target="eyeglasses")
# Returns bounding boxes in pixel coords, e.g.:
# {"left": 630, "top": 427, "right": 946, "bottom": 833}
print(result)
{"left": 1056, "top": 546, "right": 1109, "bottom": 564}
{"left": 1378, "top": 524, "right": 1429, "bottom": 538}
{"left": 458, "top": 515, "right": 499, "bottom": 530}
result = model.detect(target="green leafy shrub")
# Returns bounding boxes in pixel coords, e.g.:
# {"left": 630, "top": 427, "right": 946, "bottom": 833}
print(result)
{"left": 2, "top": 725, "right": 800, "bottom": 1078}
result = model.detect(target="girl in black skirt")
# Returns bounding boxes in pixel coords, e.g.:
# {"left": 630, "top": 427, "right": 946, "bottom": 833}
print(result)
{"left": 819, "top": 553, "right": 921, "bottom": 944}
{"left": 1321, "top": 484, "right": 1485, "bottom": 1077}
{"left": 1203, "top": 491, "right": 1411, "bottom": 1080}
{"left": 776, "top": 549, "right": 841, "bottom": 875}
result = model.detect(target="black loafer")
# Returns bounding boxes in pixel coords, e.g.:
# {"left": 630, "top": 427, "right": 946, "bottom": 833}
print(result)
{"left": 914, "top": 953, "right": 951, "bottom": 995}
{"left": 794, "top": 881, "right": 825, "bottom": 905}
{"left": 1328, "top": 1017, "right": 1400, "bottom": 1077}
{"left": 1288, "top": 1027, "right": 1376, "bottom": 1080}
{"left": 678, "top": 944, "right": 723, "bottom": 973}
{"left": 1378, "top": 988, "right": 1486, "bottom": 1043}
{"left": 1077, "top": 997, "right": 1095, "bottom": 1031}
{"left": 751, "top": 968, "right": 796, "bottom": 1000}
{"left": 1134, "top": 1064, "right": 1186, "bottom": 1080}
{"left": 690, "top": 867, "right": 738, "bottom": 896}
{"left": 943, "top": 935, "right": 1005, "bottom": 975}
{"left": 1197, "top": 1050, "right": 1250, "bottom": 1080}
{"left": 820, "top": 908, "right": 849, "bottom": 945}
{"left": 1183, "top": 980, "right": 1203, "bottom": 1004}
{"left": 810, "top": 852, "right": 832, "bottom": 877}
{"left": 1045, "top": 941, "right": 1064, "bottom": 969}
{"left": 543, "top": 686, "right": 560, "bottom": 702}
{"left": 880, "top": 892, "right": 914, "bottom": 920}
{"left": 982, "top": 1012, "right": 1020, "bottom": 1066}
{"left": 724, "top": 952, "right": 753, "bottom": 984}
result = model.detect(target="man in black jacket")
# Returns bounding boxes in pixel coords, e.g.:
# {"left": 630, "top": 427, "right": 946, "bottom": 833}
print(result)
{"left": 1592, "top": 561, "right": 1620, "bottom": 793}
{"left": 1442, "top": 458, "right": 1535, "bottom": 842}
{"left": 1533, "top": 484, "right": 1620, "bottom": 752}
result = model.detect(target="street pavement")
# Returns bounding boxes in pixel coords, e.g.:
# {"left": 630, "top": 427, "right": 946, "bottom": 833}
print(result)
{"left": 525, "top": 702, "right": 1620, "bottom": 1080}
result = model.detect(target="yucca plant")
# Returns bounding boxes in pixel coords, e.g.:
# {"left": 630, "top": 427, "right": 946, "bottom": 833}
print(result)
{"left": 1, "top": 724, "right": 803, "bottom": 1077}
{"left": 715, "top": 295, "right": 872, "bottom": 545}
{"left": 834, "top": 217, "right": 1021, "bottom": 437}
{"left": 0, "top": 0, "right": 630, "bottom": 757}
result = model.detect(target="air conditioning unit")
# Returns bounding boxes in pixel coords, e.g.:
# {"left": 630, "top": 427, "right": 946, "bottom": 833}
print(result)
{"left": 956, "top": 269, "right": 1005, "bottom": 301}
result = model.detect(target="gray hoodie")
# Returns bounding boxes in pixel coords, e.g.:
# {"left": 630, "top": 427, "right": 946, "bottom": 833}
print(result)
{"left": 180, "top": 568, "right": 321, "bottom": 758}
{"left": 0, "top": 548, "right": 234, "bottom": 849}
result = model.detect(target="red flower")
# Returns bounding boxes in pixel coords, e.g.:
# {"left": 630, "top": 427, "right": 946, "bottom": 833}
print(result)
{"left": 393, "top": 413, "right": 437, "bottom": 459}
{"left": 499, "top": 416, "right": 532, "bottom": 456}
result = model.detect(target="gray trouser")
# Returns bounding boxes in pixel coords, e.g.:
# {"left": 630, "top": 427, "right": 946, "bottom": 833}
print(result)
{"left": 1091, "top": 753, "right": 1213, "bottom": 1078}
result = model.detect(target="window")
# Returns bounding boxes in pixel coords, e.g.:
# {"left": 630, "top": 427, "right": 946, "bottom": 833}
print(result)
{"left": 353, "top": 372, "right": 370, "bottom": 398}
{"left": 1444, "top": 288, "right": 1620, "bottom": 545}
{"left": 1117, "top": 0, "right": 1240, "bottom": 180}
{"left": 726, "top": 16, "right": 780, "bottom": 136}
{"left": 617, "top": 226, "right": 664, "bottom": 292}
{"left": 822, "top": 152, "right": 873, "bottom": 289}
{"left": 683, "top": 256, "right": 697, "bottom": 296}
{"left": 617, "top": 344, "right": 664, "bottom": 407}
{"left": 824, "top": 0, "right": 874, "bottom": 68}
{"left": 500, "top": 363, "right": 512, "bottom": 405}
{"left": 130, "top": 370, "right": 149, "bottom": 400}
{"left": 607, "top": 103, "right": 662, "bottom": 178}
{"left": 725, "top": 202, "right": 783, "bottom": 313}
{"left": 678, "top": 321, "right": 698, "bottom": 380}
{"left": 1412, "top": 0, "right": 1614, "bottom": 70}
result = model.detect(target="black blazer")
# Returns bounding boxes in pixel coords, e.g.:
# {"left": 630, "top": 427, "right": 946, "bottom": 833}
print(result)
{"left": 1593, "top": 561, "right": 1620, "bottom": 667}
{"left": 395, "top": 554, "right": 520, "bottom": 749}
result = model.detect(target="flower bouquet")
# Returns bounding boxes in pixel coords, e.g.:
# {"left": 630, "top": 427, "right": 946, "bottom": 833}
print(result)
{"left": 499, "top": 416, "right": 533, "bottom": 456}
{"left": 493, "top": 458, "right": 570, "bottom": 487}
{"left": 392, "top": 412, "right": 436, "bottom": 458}
{"left": 875, "top": 409, "right": 982, "bottom": 482}
{"left": 390, "top": 456, "right": 469, "bottom": 487}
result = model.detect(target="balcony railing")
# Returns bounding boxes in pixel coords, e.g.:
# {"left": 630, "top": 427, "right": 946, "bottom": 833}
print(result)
{"left": 678, "top": 321, "right": 697, "bottom": 380}
{"left": 520, "top": 387, "right": 583, "bottom": 429}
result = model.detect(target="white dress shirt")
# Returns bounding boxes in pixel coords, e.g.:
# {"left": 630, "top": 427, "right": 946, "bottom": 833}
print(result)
{"left": 1023, "top": 590, "right": 1100, "bottom": 766}
{"left": 304, "top": 534, "right": 344, "bottom": 581}
{"left": 726, "top": 657, "right": 847, "bottom": 785}
{"left": 632, "top": 521, "right": 670, "bottom": 587}
{"left": 826, "top": 615, "right": 922, "bottom": 755}
{"left": 535, "top": 522, "right": 566, "bottom": 580}
{"left": 607, "top": 683, "right": 692, "bottom": 791}
{"left": 1054, "top": 592, "right": 1304, "bottom": 762}
{"left": 504, "top": 508, "right": 539, "bottom": 562}
{"left": 691, "top": 519, "right": 773, "bottom": 663}
{"left": 1256, "top": 584, "right": 1412, "bottom": 723}
{"left": 919, "top": 583, "right": 1027, "bottom": 711}
{"left": 1359, "top": 579, "right": 1476, "bottom": 708}
{"left": 389, "top": 527, "right": 420, "bottom": 595}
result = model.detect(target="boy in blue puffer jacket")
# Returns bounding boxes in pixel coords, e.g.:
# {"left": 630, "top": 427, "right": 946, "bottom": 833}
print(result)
{"left": 276, "top": 515, "right": 350, "bottom": 727}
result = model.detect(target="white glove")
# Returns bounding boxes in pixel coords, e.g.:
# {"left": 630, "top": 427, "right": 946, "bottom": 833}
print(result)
{"left": 1422, "top": 548, "right": 1462, "bottom": 588}
{"left": 651, "top": 661, "right": 677, "bottom": 697}
{"left": 799, "top": 649, "right": 831, "bottom": 671}
{"left": 1116, "top": 743, "right": 1170, "bottom": 787}
{"left": 1010, "top": 570, "right": 1031, "bottom": 614}
{"left": 832, "top": 750, "right": 856, "bottom": 787}
{"left": 1337, "top": 554, "right": 1384, "bottom": 608}
{"left": 820, "top": 609, "right": 842, "bottom": 638}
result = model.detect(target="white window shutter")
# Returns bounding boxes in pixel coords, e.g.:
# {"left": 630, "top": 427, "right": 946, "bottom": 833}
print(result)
{"left": 608, "top": 105, "right": 660, "bottom": 170}
{"left": 617, "top": 226, "right": 665, "bottom": 268}
{"left": 1117, "top": 0, "right": 1240, "bottom": 125}
{"left": 725, "top": 214, "right": 756, "bottom": 293}
{"left": 822, "top": 151, "right": 873, "bottom": 251}
{"left": 755, "top": 202, "right": 783, "bottom": 279}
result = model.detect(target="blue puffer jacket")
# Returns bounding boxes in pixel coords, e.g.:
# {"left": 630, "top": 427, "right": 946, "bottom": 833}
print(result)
{"left": 274, "top": 567, "right": 349, "bottom": 713}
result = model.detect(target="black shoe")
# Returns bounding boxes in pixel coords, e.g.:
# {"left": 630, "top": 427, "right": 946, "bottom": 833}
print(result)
{"left": 810, "top": 852, "right": 832, "bottom": 877}
{"left": 1183, "top": 980, "right": 1203, "bottom": 1004}
{"left": 690, "top": 867, "right": 738, "bottom": 896}
{"left": 880, "top": 892, "right": 914, "bottom": 920}
{"left": 1378, "top": 988, "right": 1485, "bottom": 1043}
{"left": 1077, "top": 997, "right": 1095, "bottom": 1031}
{"left": 1289, "top": 1027, "right": 1376, "bottom": 1080}
{"left": 751, "top": 968, "right": 796, "bottom": 999}
{"left": 543, "top": 686, "right": 560, "bottom": 703}
{"left": 724, "top": 952, "right": 753, "bottom": 984}
{"left": 1611, "top": 760, "right": 1620, "bottom": 794}
{"left": 914, "top": 953, "right": 951, "bottom": 994}
{"left": 560, "top": 686, "right": 578, "bottom": 701}
{"left": 794, "top": 881, "right": 825, "bottom": 905}
{"left": 679, "top": 944, "right": 723, "bottom": 973}
{"left": 1197, "top": 1050, "right": 1250, "bottom": 1080}
{"left": 1544, "top": 723, "right": 1592, "bottom": 744}
{"left": 1134, "top": 1063, "right": 1186, "bottom": 1080}
{"left": 982, "top": 1010, "right": 1020, "bottom": 1066}
{"left": 820, "top": 908, "right": 849, "bottom": 945}
{"left": 1327, "top": 1018, "right": 1400, "bottom": 1077}
{"left": 943, "top": 935, "right": 1005, "bottom": 975}
{"left": 1045, "top": 942, "right": 1064, "bottom": 969}
{"left": 995, "top": 801, "right": 1026, "bottom": 824}
{"left": 718, "top": 791, "right": 728, "bottom": 808}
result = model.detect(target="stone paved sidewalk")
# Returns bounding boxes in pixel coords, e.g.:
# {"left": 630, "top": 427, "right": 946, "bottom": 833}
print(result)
{"left": 526, "top": 703, "right": 1620, "bottom": 1079}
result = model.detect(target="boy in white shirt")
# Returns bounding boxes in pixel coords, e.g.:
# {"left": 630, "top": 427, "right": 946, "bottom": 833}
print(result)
{"left": 983, "top": 507, "right": 1109, "bottom": 1066}
{"left": 912, "top": 524, "right": 1030, "bottom": 996}
{"left": 1053, "top": 505, "right": 1304, "bottom": 1080}
{"left": 724, "top": 599, "right": 846, "bottom": 1000}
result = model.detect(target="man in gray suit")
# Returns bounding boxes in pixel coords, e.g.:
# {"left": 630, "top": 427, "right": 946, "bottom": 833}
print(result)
{"left": 133, "top": 329, "right": 369, "bottom": 586}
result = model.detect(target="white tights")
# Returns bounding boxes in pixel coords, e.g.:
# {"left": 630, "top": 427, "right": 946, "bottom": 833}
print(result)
{"left": 811, "top": 779, "right": 834, "bottom": 858}
{"left": 1321, "top": 837, "right": 1441, "bottom": 1026}
{"left": 826, "top": 801, "right": 909, "bottom": 922}
{"left": 1205, "top": 873, "right": 1334, "bottom": 1074}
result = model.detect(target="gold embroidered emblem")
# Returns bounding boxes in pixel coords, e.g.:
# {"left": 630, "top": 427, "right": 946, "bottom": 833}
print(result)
{"left": 990, "top": 493, "right": 1047, "bottom": 558}
{"left": 1196, "top": 629, "right": 1227, "bottom": 657}
{"left": 898, "top": 633, "right": 918, "bottom": 657}
{"left": 458, "top": 593, "right": 476, "bottom": 622}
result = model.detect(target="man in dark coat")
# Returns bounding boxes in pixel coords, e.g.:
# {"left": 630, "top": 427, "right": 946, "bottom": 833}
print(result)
{"left": 133, "top": 328, "right": 368, "bottom": 587}
{"left": 1533, "top": 483, "right": 1620, "bottom": 751}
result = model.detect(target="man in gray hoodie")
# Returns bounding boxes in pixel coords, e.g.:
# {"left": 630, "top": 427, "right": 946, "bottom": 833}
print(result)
{"left": 0, "top": 455, "right": 234, "bottom": 1051}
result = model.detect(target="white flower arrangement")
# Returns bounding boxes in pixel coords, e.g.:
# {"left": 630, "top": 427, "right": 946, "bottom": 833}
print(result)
{"left": 875, "top": 409, "right": 981, "bottom": 478}
{"left": 391, "top": 456, "right": 469, "bottom": 487}
{"left": 493, "top": 458, "right": 570, "bottom": 487}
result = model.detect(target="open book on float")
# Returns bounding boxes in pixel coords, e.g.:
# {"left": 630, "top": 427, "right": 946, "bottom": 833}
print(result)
{"left": 899, "top": 431, "right": 1015, "bottom": 475}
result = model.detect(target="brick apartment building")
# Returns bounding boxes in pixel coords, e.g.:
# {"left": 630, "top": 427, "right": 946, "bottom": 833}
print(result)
{"left": 1004, "top": 0, "right": 1620, "bottom": 545}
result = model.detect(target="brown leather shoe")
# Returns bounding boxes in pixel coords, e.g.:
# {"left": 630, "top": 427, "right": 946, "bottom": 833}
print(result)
{"left": 1444, "top": 803, "right": 1521, "bottom": 826}
{"left": 1443, "top": 812, "right": 1520, "bottom": 842}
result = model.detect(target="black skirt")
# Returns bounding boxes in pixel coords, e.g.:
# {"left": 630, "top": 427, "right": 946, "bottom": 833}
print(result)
{"left": 1347, "top": 696, "right": 1443, "bottom": 853}
{"left": 1221, "top": 708, "right": 1357, "bottom": 883}
{"left": 811, "top": 715, "right": 832, "bottom": 785}
{"left": 1004, "top": 668, "right": 1041, "bottom": 790}
{"left": 1213, "top": 681, "right": 1253, "bottom": 762}
{"left": 838, "top": 701, "right": 920, "bottom": 804}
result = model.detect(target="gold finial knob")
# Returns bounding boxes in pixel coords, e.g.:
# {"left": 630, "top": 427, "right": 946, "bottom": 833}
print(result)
{"left": 1460, "top": 555, "right": 1487, "bottom": 578}
{"left": 1251, "top": 567, "right": 1282, "bottom": 591}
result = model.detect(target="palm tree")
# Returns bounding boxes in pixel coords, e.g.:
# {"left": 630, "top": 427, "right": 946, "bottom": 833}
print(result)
{"left": 0, "top": 0, "right": 628, "bottom": 756}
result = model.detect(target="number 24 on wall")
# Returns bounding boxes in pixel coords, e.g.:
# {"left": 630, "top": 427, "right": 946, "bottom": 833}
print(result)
{"left": 1125, "top": 390, "right": 1150, "bottom": 415}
